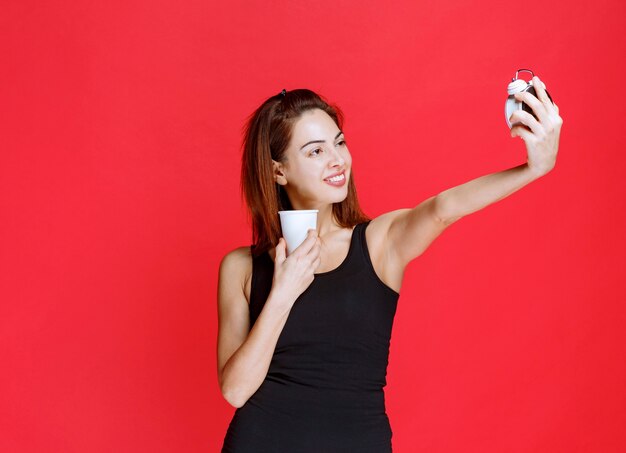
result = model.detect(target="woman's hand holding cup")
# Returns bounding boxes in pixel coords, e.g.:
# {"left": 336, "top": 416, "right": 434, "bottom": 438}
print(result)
{"left": 270, "top": 229, "right": 321, "bottom": 310}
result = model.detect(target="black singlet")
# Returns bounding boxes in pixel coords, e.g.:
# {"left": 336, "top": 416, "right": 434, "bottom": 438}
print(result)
{"left": 221, "top": 221, "right": 400, "bottom": 452}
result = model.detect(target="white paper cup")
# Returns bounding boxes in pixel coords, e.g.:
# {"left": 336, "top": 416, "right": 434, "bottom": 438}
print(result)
{"left": 278, "top": 210, "right": 318, "bottom": 255}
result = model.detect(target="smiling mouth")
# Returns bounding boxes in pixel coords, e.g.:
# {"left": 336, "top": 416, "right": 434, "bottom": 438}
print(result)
{"left": 324, "top": 173, "right": 345, "bottom": 183}
{"left": 323, "top": 171, "right": 347, "bottom": 186}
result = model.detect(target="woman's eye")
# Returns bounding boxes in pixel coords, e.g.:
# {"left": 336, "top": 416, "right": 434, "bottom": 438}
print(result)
{"left": 309, "top": 141, "right": 345, "bottom": 156}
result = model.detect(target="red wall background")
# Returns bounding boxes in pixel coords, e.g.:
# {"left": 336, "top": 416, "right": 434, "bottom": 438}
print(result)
{"left": 2, "top": 1, "right": 625, "bottom": 452}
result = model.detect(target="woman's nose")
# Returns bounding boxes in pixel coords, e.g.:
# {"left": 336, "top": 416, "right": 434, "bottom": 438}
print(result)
{"left": 328, "top": 147, "right": 345, "bottom": 166}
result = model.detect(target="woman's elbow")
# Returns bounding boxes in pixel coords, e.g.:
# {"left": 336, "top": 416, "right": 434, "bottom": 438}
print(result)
{"left": 221, "top": 384, "right": 248, "bottom": 408}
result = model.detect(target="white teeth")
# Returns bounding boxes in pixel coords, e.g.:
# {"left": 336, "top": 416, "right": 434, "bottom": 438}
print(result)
{"left": 326, "top": 173, "right": 345, "bottom": 182}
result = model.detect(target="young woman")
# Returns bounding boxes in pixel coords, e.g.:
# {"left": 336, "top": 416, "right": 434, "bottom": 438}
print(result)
{"left": 218, "top": 82, "right": 562, "bottom": 451}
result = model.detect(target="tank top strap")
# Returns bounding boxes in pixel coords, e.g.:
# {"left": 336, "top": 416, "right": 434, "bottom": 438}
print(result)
{"left": 352, "top": 220, "right": 376, "bottom": 271}
{"left": 318, "top": 220, "right": 376, "bottom": 280}
{"left": 352, "top": 221, "right": 400, "bottom": 298}
{"left": 249, "top": 246, "right": 273, "bottom": 328}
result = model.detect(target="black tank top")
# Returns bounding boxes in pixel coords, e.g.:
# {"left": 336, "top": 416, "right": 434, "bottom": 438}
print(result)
{"left": 221, "top": 221, "right": 399, "bottom": 452}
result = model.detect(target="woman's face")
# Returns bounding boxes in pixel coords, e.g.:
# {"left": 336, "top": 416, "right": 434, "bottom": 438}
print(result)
{"left": 274, "top": 108, "right": 352, "bottom": 208}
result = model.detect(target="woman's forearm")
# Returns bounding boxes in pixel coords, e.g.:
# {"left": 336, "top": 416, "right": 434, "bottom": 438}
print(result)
{"left": 435, "top": 163, "right": 543, "bottom": 225}
{"left": 220, "top": 289, "right": 293, "bottom": 408}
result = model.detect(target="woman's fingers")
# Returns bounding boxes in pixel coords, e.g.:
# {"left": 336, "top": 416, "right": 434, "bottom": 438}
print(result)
{"left": 509, "top": 110, "right": 542, "bottom": 137}
{"left": 291, "top": 229, "right": 319, "bottom": 256}
{"left": 311, "top": 238, "right": 321, "bottom": 259}
{"left": 275, "top": 238, "right": 286, "bottom": 264}
{"left": 532, "top": 76, "right": 552, "bottom": 106}
{"left": 511, "top": 123, "right": 534, "bottom": 142}
{"left": 515, "top": 90, "right": 548, "bottom": 125}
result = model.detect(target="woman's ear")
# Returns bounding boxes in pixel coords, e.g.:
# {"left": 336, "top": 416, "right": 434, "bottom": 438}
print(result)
{"left": 272, "top": 160, "right": 287, "bottom": 186}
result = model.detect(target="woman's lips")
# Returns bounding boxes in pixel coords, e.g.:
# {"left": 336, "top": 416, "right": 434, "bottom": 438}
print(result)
{"left": 323, "top": 171, "right": 346, "bottom": 187}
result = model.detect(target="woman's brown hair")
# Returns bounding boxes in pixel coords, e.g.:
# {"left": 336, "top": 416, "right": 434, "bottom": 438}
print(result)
{"left": 241, "top": 88, "right": 370, "bottom": 257}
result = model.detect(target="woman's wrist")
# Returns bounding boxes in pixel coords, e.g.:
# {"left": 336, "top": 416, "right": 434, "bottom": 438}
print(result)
{"left": 265, "top": 287, "right": 294, "bottom": 316}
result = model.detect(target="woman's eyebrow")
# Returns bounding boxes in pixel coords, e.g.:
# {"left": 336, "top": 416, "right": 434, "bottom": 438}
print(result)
{"left": 299, "top": 131, "right": 344, "bottom": 151}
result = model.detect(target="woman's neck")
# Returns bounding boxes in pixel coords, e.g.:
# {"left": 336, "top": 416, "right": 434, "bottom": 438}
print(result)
{"left": 315, "top": 204, "right": 341, "bottom": 237}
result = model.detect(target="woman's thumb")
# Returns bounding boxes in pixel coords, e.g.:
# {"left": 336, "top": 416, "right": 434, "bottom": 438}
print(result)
{"left": 275, "top": 238, "right": 286, "bottom": 263}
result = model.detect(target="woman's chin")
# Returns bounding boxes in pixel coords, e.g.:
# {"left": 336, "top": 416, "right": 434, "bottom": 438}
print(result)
{"left": 328, "top": 189, "right": 349, "bottom": 204}
{"left": 300, "top": 184, "right": 348, "bottom": 206}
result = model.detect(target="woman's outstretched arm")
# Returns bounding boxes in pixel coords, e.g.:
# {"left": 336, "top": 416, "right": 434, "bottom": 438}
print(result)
{"left": 434, "top": 162, "right": 542, "bottom": 226}
{"left": 383, "top": 75, "right": 562, "bottom": 267}
{"left": 436, "top": 75, "right": 563, "bottom": 225}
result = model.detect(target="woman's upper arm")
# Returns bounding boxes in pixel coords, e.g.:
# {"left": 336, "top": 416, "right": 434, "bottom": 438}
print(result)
{"left": 216, "top": 247, "right": 252, "bottom": 388}
{"left": 388, "top": 195, "right": 450, "bottom": 266}
{"left": 369, "top": 195, "right": 450, "bottom": 270}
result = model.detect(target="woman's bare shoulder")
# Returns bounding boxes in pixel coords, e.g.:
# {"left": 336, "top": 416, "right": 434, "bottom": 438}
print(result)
{"left": 365, "top": 210, "right": 408, "bottom": 244}
{"left": 221, "top": 245, "right": 252, "bottom": 265}
{"left": 219, "top": 246, "right": 253, "bottom": 303}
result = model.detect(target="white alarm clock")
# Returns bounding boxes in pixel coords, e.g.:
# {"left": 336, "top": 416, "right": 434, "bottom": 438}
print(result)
{"left": 505, "top": 69, "right": 553, "bottom": 129}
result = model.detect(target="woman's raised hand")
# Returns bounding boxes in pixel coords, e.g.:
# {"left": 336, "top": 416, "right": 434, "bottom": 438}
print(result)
{"left": 509, "top": 75, "right": 563, "bottom": 177}
{"left": 270, "top": 229, "right": 321, "bottom": 309}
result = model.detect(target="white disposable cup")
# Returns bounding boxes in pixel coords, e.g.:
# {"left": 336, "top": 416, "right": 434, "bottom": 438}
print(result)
{"left": 278, "top": 210, "right": 318, "bottom": 255}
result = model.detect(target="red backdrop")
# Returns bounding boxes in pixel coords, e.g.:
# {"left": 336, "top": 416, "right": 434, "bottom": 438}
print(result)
{"left": 2, "top": 1, "right": 625, "bottom": 452}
